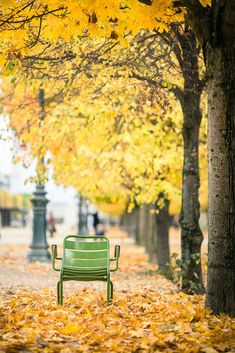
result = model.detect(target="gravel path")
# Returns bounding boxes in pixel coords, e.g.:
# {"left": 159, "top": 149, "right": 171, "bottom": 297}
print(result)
{"left": 0, "top": 235, "right": 174, "bottom": 296}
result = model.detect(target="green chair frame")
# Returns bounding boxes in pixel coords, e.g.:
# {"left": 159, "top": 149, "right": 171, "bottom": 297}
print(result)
{"left": 52, "top": 235, "right": 120, "bottom": 305}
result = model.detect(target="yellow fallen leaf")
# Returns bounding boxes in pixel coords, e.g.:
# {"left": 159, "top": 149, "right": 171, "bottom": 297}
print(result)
{"left": 201, "top": 348, "right": 218, "bottom": 353}
{"left": 61, "top": 323, "right": 82, "bottom": 334}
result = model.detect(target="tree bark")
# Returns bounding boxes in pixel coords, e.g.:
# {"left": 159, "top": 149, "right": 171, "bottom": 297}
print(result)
{"left": 179, "top": 96, "right": 205, "bottom": 293}
{"left": 173, "top": 28, "right": 205, "bottom": 293}
{"left": 206, "top": 44, "right": 235, "bottom": 316}
{"left": 155, "top": 199, "right": 170, "bottom": 275}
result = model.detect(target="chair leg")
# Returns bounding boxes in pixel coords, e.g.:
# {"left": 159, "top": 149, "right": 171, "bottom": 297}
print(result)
{"left": 57, "top": 281, "right": 60, "bottom": 305}
{"left": 58, "top": 279, "right": 63, "bottom": 305}
{"left": 110, "top": 281, "right": 113, "bottom": 301}
{"left": 107, "top": 276, "right": 111, "bottom": 304}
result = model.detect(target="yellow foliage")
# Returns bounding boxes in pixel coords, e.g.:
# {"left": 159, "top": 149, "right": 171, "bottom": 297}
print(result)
{"left": 95, "top": 200, "right": 127, "bottom": 216}
{"left": 0, "top": 0, "right": 212, "bottom": 76}
{"left": 1, "top": 38, "right": 186, "bottom": 208}
{"left": 0, "top": 7, "right": 208, "bottom": 212}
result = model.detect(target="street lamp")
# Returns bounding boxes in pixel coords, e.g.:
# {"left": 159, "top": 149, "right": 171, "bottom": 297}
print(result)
{"left": 78, "top": 195, "right": 88, "bottom": 235}
{"left": 27, "top": 88, "right": 51, "bottom": 263}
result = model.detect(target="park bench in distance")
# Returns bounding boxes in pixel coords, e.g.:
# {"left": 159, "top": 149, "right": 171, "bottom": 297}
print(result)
{"left": 51, "top": 235, "right": 120, "bottom": 305}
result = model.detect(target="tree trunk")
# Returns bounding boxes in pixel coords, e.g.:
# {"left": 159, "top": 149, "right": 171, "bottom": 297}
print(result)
{"left": 148, "top": 204, "right": 157, "bottom": 263}
{"left": 206, "top": 45, "right": 235, "bottom": 316}
{"left": 129, "top": 207, "right": 138, "bottom": 239}
{"left": 179, "top": 98, "right": 205, "bottom": 293}
{"left": 122, "top": 207, "right": 139, "bottom": 240}
{"left": 144, "top": 204, "right": 152, "bottom": 256}
{"left": 174, "top": 28, "right": 205, "bottom": 293}
{"left": 134, "top": 207, "right": 141, "bottom": 244}
{"left": 155, "top": 199, "right": 170, "bottom": 275}
{"left": 137, "top": 205, "right": 146, "bottom": 246}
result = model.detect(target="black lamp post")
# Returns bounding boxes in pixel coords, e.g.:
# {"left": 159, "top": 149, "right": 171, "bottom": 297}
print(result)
{"left": 27, "top": 89, "right": 51, "bottom": 263}
{"left": 78, "top": 195, "right": 88, "bottom": 235}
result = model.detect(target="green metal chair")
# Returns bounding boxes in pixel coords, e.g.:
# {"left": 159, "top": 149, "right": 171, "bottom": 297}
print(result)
{"left": 51, "top": 235, "right": 120, "bottom": 305}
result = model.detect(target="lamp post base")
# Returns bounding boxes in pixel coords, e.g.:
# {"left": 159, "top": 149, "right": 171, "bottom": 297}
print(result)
{"left": 27, "top": 247, "right": 51, "bottom": 263}
{"left": 27, "top": 183, "right": 51, "bottom": 263}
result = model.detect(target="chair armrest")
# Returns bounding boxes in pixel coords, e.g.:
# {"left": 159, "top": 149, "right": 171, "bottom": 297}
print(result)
{"left": 51, "top": 244, "right": 62, "bottom": 272}
{"left": 110, "top": 245, "right": 120, "bottom": 272}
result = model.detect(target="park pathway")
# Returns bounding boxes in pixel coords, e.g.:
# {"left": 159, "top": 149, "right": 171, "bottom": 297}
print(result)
{"left": 0, "top": 226, "right": 173, "bottom": 294}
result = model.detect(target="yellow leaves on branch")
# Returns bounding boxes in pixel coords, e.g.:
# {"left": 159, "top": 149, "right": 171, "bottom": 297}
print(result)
{"left": 0, "top": 288, "right": 234, "bottom": 353}
{"left": 199, "top": 0, "right": 212, "bottom": 7}
{"left": 0, "top": 0, "right": 212, "bottom": 75}
{"left": 0, "top": 6, "right": 208, "bottom": 209}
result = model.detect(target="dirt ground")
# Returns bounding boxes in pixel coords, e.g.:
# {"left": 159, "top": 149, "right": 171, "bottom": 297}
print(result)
{"left": 0, "top": 227, "right": 176, "bottom": 295}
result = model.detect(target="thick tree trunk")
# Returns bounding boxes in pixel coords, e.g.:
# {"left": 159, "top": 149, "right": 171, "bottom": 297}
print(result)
{"left": 174, "top": 29, "right": 205, "bottom": 293}
{"left": 206, "top": 45, "right": 235, "bottom": 316}
{"left": 179, "top": 99, "right": 205, "bottom": 293}
{"left": 155, "top": 200, "right": 170, "bottom": 275}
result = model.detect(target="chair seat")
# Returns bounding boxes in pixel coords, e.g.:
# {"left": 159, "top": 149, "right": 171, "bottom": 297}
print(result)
{"left": 62, "top": 267, "right": 108, "bottom": 279}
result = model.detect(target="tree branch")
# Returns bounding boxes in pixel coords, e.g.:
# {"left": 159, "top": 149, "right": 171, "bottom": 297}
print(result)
{"left": 131, "top": 72, "right": 185, "bottom": 104}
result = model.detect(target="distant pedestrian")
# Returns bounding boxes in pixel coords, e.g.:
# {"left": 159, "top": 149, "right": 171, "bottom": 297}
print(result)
{"left": 92, "top": 212, "right": 100, "bottom": 235}
{"left": 47, "top": 212, "right": 56, "bottom": 238}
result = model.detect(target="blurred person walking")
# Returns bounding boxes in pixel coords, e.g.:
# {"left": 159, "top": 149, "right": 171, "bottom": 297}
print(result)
{"left": 47, "top": 212, "right": 56, "bottom": 238}
{"left": 92, "top": 211, "right": 100, "bottom": 235}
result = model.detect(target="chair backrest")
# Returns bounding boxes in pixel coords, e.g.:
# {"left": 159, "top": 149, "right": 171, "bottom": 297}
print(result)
{"left": 62, "top": 235, "right": 110, "bottom": 271}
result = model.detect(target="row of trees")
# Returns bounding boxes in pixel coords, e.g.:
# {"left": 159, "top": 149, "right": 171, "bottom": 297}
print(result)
{"left": 1, "top": 26, "right": 207, "bottom": 289}
{"left": 0, "top": 0, "right": 234, "bottom": 316}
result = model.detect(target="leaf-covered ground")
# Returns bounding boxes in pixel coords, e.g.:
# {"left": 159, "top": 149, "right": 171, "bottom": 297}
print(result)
{"left": 0, "top": 230, "right": 234, "bottom": 353}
